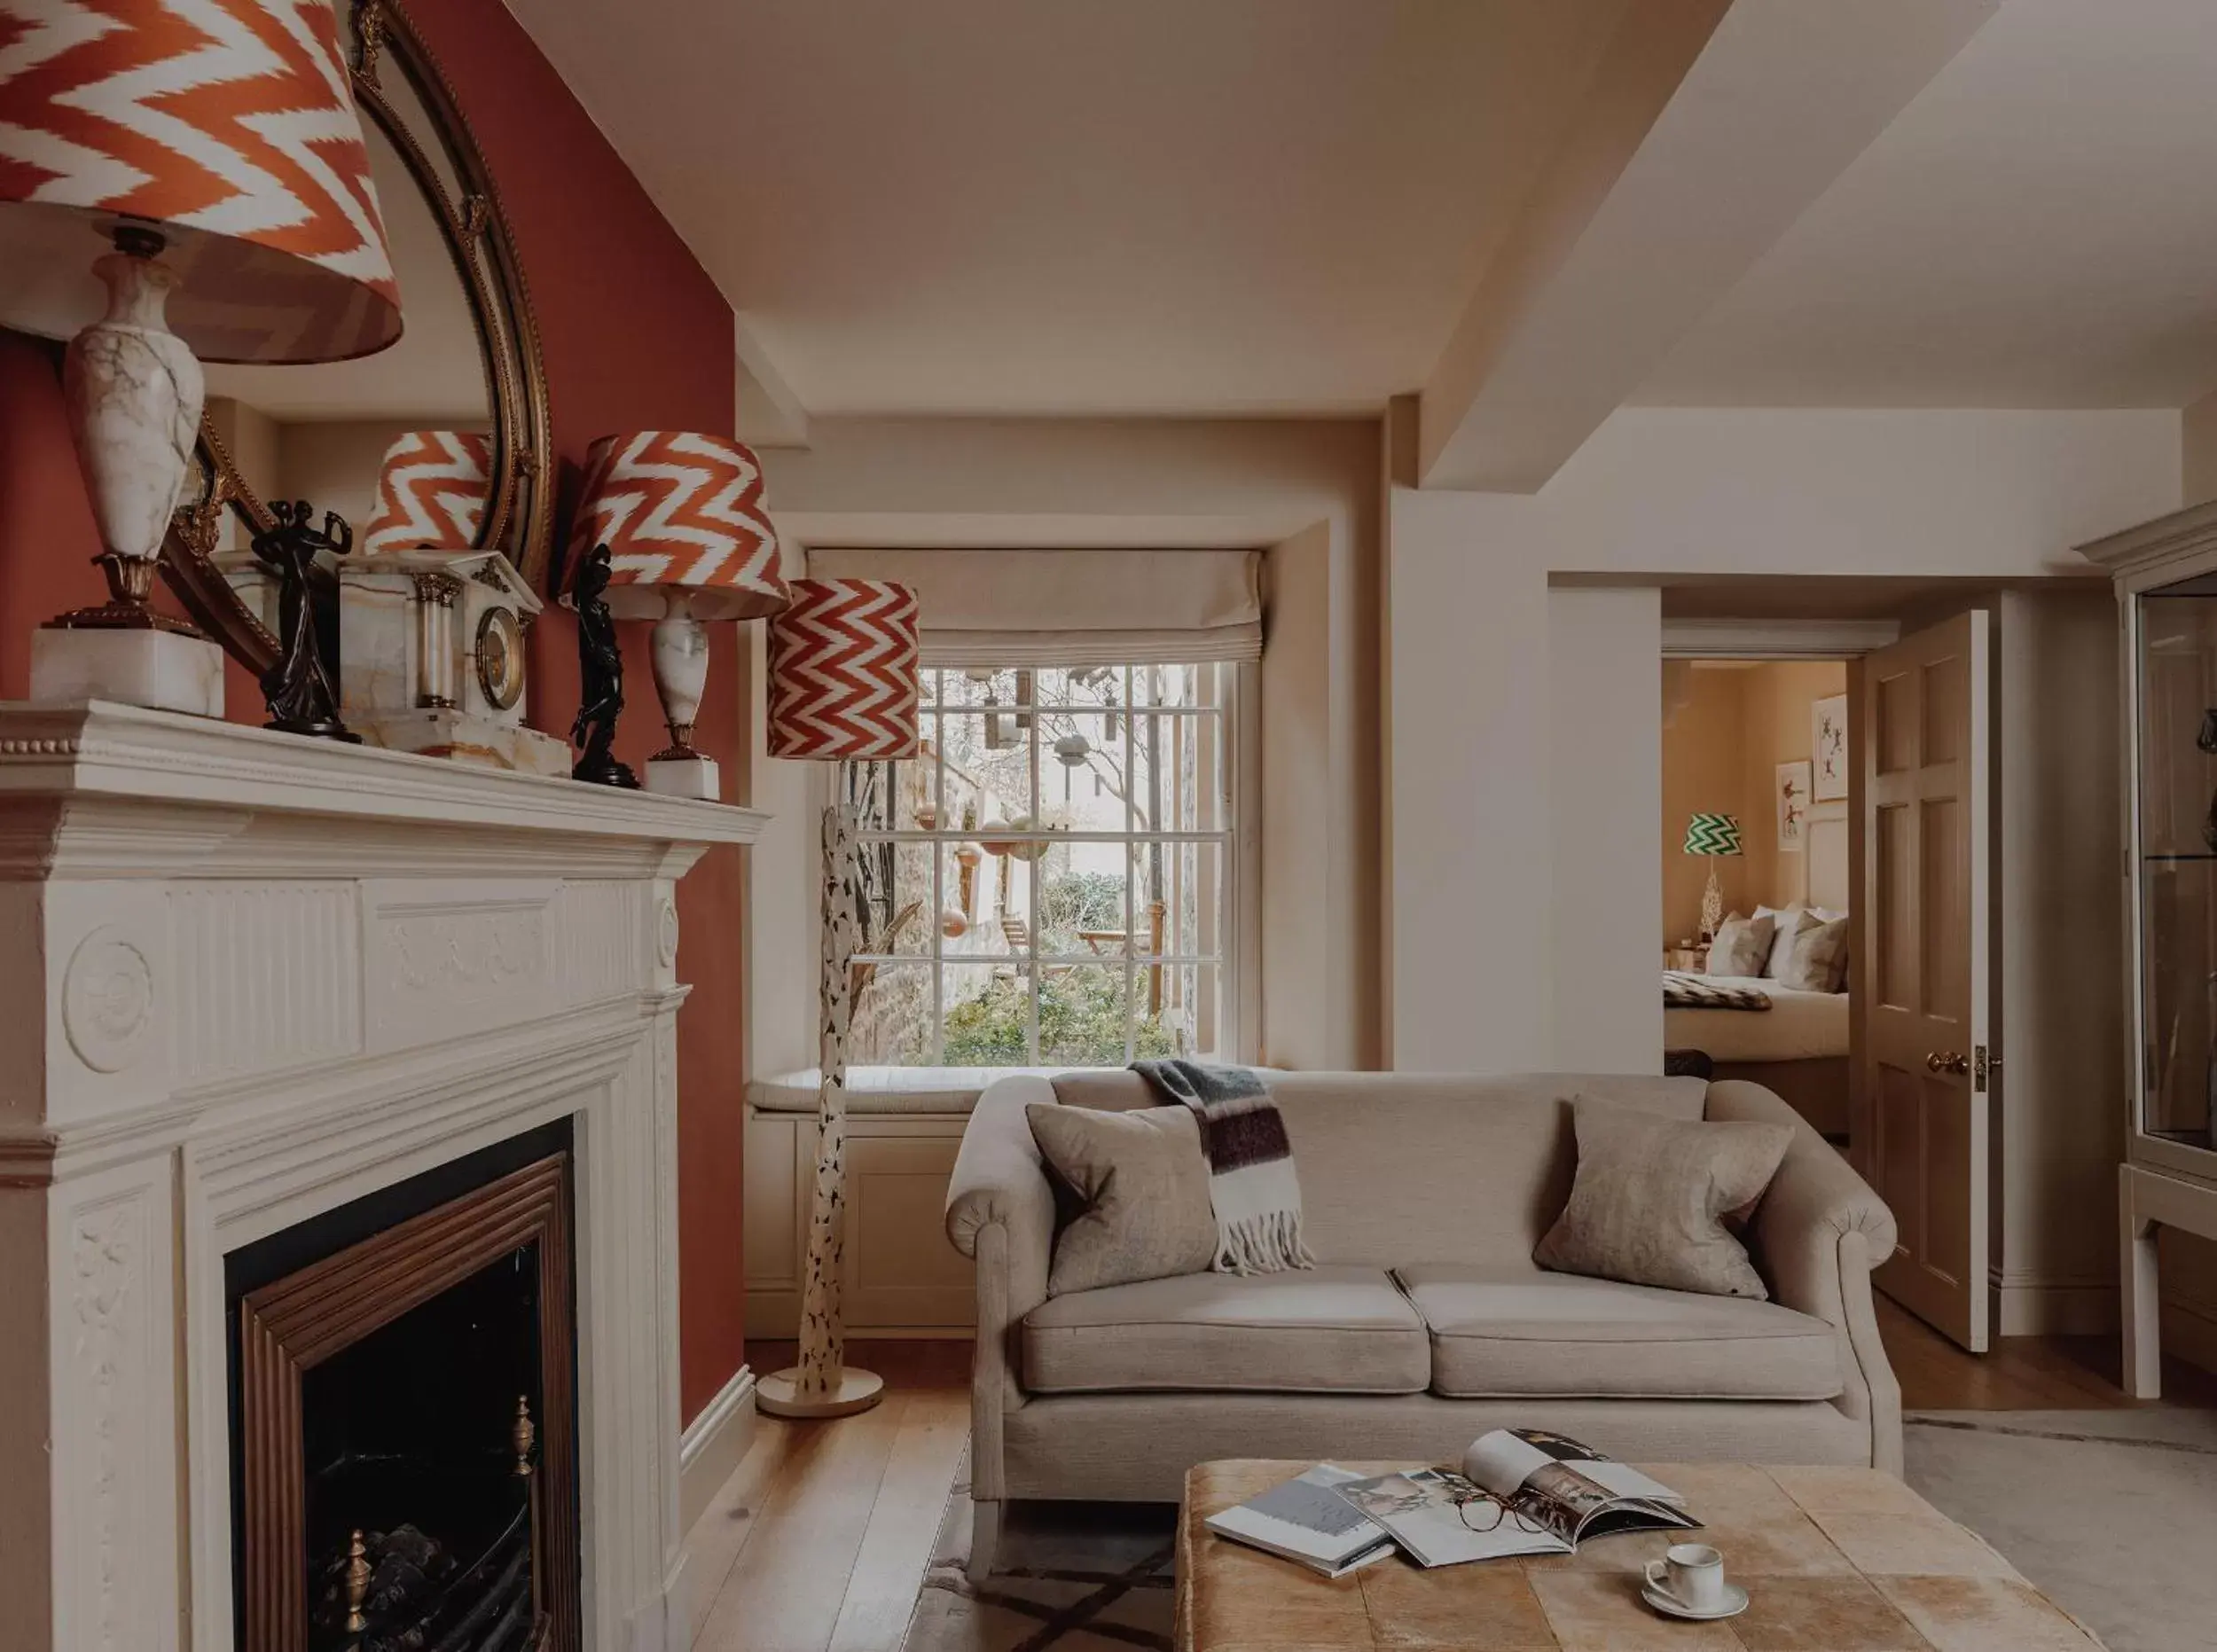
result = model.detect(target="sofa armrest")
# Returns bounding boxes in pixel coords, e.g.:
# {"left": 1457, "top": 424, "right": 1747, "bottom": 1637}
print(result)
{"left": 944, "top": 1074, "right": 1059, "bottom": 1506}
{"left": 1705, "top": 1078, "right": 1904, "bottom": 1475}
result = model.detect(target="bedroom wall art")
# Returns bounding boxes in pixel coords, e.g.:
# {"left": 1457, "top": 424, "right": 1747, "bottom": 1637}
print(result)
{"left": 1813, "top": 693, "right": 1849, "bottom": 800}
{"left": 1777, "top": 760, "right": 1812, "bottom": 849}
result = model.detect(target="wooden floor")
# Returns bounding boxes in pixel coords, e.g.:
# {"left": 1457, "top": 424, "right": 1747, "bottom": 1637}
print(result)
{"left": 684, "top": 1342, "right": 971, "bottom": 1652}
{"left": 683, "top": 1317, "right": 2216, "bottom": 1652}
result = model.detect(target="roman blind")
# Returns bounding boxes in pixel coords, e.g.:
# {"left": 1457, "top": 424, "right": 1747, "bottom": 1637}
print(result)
{"left": 805, "top": 548, "right": 1263, "bottom": 665}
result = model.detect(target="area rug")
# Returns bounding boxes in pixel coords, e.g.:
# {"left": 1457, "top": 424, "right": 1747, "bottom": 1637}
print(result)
{"left": 904, "top": 1414, "right": 2217, "bottom": 1650}
{"left": 904, "top": 1459, "right": 1174, "bottom": 1652}
{"left": 1903, "top": 1406, "right": 2217, "bottom": 1652}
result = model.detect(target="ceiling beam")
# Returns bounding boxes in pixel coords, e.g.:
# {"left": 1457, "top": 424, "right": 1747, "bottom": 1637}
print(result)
{"left": 1418, "top": 0, "right": 1997, "bottom": 494}
{"left": 735, "top": 316, "right": 811, "bottom": 448}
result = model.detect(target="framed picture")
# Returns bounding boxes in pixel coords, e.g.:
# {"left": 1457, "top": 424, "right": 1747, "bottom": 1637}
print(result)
{"left": 1813, "top": 694, "right": 1848, "bottom": 801}
{"left": 1777, "top": 761, "right": 1812, "bottom": 850}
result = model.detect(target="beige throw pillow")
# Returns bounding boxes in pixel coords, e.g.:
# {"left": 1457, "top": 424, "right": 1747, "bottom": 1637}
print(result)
{"left": 1705, "top": 912, "right": 1775, "bottom": 978}
{"left": 1027, "top": 1103, "right": 1217, "bottom": 1296}
{"left": 1776, "top": 914, "right": 1850, "bottom": 992}
{"left": 1534, "top": 1096, "right": 1793, "bottom": 1299}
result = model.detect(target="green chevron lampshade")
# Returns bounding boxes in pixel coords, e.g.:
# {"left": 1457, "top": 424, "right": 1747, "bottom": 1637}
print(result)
{"left": 1683, "top": 813, "right": 1743, "bottom": 857}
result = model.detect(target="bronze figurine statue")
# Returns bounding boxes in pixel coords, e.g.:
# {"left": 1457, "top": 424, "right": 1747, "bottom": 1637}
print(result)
{"left": 252, "top": 499, "right": 357, "bottom": 741}
{"left": 570, "top": 544, "right": 638, "bottom": 787}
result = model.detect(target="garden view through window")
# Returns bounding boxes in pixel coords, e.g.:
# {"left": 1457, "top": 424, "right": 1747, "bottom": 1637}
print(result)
{"left": 844, "top": 663, "right": 1233, "bottom": 1066}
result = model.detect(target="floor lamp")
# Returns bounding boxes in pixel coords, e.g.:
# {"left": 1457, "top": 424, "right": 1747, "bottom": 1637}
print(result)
{"left": 757, "top": 578, "right": 921, "bottom": 1419}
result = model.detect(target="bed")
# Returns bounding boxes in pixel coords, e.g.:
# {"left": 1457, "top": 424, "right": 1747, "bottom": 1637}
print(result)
{"left": 1666, "top": 973, "right": 1850, "bottom": 1139}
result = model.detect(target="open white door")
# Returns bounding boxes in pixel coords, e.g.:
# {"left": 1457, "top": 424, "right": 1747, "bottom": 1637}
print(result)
{"left": 1860, "top": 610, "right": 1993, "bottom": 1351}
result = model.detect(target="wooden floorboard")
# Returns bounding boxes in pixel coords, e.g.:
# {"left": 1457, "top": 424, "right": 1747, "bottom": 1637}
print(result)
{"left": 683, "top": 1317, "right": 2217, "bottom": 1651}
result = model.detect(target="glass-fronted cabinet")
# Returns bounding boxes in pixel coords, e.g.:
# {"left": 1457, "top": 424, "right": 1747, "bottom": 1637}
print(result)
{"left": 2085, "top": 502, "right": 2217, "bottom": 1398}
{"left": 2135, "top": 571, "right": 2217, "bottom": 1159}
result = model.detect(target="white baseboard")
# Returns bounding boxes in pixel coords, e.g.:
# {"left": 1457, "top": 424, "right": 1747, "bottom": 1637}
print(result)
{"left": 678, "top": 1365, "right": 758, "bottom": 1534}
{"left": 1990, "top": 1279, "right": 2119, "bottom": 1337}
{"left": 2161, "top": 1295, "right": 2217, "bottom": 1377}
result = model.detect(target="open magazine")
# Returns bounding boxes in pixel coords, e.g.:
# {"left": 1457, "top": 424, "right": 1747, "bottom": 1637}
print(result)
{"left": 1329, "top": 1430, "right": 1698, "bottom": 1568}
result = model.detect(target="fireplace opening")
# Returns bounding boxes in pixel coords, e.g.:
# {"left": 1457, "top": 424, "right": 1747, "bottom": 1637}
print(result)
{"left": 226, "top": 1120, "right": 579, "bottom": 1652}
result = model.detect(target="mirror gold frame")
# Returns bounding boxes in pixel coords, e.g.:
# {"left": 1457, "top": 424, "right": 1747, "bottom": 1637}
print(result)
{"left": 161, "top": 0, "right": 553, "bottom": 678}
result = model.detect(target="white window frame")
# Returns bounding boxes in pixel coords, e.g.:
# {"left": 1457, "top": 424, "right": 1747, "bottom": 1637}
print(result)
{"left": 842, "top": 662, "right": 1251, "bottom": 1067}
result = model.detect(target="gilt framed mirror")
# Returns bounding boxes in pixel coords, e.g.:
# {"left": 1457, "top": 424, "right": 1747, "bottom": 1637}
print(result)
{"left": 161, "top": 0, "right": 553, "bottom": 677}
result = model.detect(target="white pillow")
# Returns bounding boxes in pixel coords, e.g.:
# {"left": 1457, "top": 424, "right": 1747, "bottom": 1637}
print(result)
{"left": 1755, "top": 905, "right": 1813, "bottom": 978}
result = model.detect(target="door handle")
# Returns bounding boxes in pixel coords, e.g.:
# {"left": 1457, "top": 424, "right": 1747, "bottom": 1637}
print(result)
{"left": 1925, "top": 1051, "right": 1970, "bottom": 1076}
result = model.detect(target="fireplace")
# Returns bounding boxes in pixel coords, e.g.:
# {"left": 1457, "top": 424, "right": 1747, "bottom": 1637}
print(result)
{"left": 226, "top": 1123, "right": 579, "bottom": 1652}
{"left": 0, "top": 703, "right": 765, "bottom": 1652}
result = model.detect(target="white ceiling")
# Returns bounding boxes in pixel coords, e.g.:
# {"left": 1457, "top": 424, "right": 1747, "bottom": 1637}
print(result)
{"left": 505, "top": 0, "right": 2217, "bottom": 434}
{"left": 1637, "top": 0, "right": 2217, "bottom": 410}
{"left": 503, "top": 0, "right": 1633, "bottom": 417}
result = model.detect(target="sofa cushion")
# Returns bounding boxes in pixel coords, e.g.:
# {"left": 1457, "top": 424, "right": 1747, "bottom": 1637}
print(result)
{"left": 1025, "top": 1101, "right": 1217, "bottom": 1296}
{"left": 1397, "top": 1263, "right": 1844, "bottom": 1402}
{"left": 1022, "top": 1265, "right": 1430, "bottom": 1395}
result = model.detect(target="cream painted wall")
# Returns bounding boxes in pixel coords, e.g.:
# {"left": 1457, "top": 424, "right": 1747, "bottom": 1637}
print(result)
{"left": 1661, "top": 669, "right": 1750, "bottom": 946}
{"left": 1260, "top": 522, "right": 1333, "bottom": 1067}
{"left": 1389, "top": 406, "right": 2178, "bottom": 1074}
{"left": 1737, "top": 661, "right": 1847, "bottom": 919}
{"left": 2183, "top": 387, "right": 2217, "bottom": 508}
{"left": 740, "top": 540, "right": 819, "bottom": 1079}
{"left": 756, "top": 417, "right": 1383, "bottom": 1073}
{"left": 1549, "top": 586, "right": 1661, "bottom": 1072}
{"left": 1992, "top": 585, "right": 2125, "bottom": 1335}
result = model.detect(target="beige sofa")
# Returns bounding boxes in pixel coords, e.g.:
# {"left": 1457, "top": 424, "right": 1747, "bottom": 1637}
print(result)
{"left": 944, "top": 1069, "right": 1900, "bottom": 1579}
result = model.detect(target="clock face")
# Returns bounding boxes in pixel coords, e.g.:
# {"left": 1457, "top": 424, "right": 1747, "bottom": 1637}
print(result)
{"left": 474, "top": 605, "right": 526, "bottom": 711}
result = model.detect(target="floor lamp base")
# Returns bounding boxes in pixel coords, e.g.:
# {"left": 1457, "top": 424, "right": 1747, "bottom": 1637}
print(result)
{"left": 756, "top": 1365, "right": 885, "bottom": 1420}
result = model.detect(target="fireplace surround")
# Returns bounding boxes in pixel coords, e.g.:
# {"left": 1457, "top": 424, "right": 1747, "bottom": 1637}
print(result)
{"left": 0, "top": 702, "right": 765, "bottom": 1652}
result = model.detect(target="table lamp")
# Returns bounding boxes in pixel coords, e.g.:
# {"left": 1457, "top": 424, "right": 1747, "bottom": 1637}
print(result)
{"left": 359, "top": 431, "right": 492, "bottom": 554}
{"left": 0, "top": 0, "right": 401, "bottom": 716}
{"left": 567, "top": 431, "right": 788, "bottom": 798}
{"left": 1683, "top": 812, "right": 1743, "bottom": 943}
{"left": 759, "top": 577, "right": 920, "bottom": 1419}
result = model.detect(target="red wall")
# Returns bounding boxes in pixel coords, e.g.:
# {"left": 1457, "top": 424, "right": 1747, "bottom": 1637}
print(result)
{"left": 0, "top": 0, "right": 749, "bottom": 1425}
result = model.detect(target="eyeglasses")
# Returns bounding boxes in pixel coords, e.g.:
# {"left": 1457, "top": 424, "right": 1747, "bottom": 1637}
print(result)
{"left": 1453, "top": 1491, "right": 1547, "bottom": 1536}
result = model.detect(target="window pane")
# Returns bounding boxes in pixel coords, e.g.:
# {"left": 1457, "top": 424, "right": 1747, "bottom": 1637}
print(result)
{"left": 1037, "top": 838, "right": 1129, "bottom": 959}
{"left": 940, "top": 960, "right": 1034, "bottom": 1066}
{"left": 1038, "top": 966, "right": 1133, "bottom": 1068}
{"left": 1132, "top": 842, "right": 1221, "bottom": 960}
{"left": 936, "top": 710, "right": 1034, "bottom": 818}
{"left": 1135, "top": 962, "right": 1218, "bottom": 1060}
{"left": 849, "top": 962, "right": 932, "bottom": 1065}
{"left": 851, "top": 835, "right": 933, "bottom": 957}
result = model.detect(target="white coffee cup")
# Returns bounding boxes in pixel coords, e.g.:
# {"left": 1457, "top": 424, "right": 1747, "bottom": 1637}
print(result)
{"left": 1645, "top": 1543, "right": 1727, "bottom": 1612}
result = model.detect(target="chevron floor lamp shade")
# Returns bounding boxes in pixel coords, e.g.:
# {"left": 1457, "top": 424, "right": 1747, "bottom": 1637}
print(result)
{"left": 1684, "top": 811, "right": 1743, "bottom": 943}
{"left": 359, "top": 432, "right": 494, "bottom": 555}
{"left": 760, "top": 578, "right": 921, "bottom": 1419}
{"left": 0, "top": 0, "right": 402, "bottom": 715}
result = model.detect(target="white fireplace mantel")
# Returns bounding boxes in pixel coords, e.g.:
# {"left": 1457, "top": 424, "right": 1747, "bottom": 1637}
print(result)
{"left": 0, "top": 701, "right": 765, "bottom": 1652}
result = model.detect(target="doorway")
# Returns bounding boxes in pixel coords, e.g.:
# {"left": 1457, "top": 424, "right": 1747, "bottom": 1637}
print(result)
{"left": 1661, "top": 657, "right": 1854, "bottom": 1143}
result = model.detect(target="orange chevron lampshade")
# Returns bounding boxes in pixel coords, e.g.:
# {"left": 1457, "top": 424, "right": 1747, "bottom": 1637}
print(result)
{"left": 359, "top": 430, "right": 490, "bottom": 554}
{"left": 568, "top": 430, "right": 789, "bottom": 622}
{"left": 0, "top": 0, "right": 402, "bottom": 363}
{"left": 766, "top": 579, "right": 921, "bottom": 762}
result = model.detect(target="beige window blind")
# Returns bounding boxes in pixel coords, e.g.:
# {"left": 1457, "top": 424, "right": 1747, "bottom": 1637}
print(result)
{"left": 806, "top": 547, "right": 1262, "bottom": 665}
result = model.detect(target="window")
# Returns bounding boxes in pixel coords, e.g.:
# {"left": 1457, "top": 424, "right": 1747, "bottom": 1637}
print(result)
{"left": 845, "top": 663, "right": 1235, "bottom": 1066}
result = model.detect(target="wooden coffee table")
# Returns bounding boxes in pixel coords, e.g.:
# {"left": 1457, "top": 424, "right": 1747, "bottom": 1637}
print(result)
{"left": 1176, "top": 1460, "right": 2105, "bottom": 1650}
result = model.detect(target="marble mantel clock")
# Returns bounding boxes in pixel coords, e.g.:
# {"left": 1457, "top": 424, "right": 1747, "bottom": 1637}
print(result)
{"left": 223, "top": 546, "right": 569, "bottom": 775}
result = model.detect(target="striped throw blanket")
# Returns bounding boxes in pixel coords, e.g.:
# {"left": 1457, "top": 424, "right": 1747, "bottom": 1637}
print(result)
{"left": 1132, "top": 1060, "right": 1315, "bottom": 1275}
{"left": 1665, "top": 971, "right": 1772, "bottom": 1012}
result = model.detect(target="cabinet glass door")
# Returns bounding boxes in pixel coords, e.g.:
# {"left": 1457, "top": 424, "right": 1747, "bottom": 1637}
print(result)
{"left": 2137, "top": 573, "right": 2217, "bottom": 1154}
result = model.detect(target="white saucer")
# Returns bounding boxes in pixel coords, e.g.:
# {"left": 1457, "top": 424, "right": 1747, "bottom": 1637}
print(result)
{"left": 1641, "top": 1581, "right": 1749, "bottom": 1622}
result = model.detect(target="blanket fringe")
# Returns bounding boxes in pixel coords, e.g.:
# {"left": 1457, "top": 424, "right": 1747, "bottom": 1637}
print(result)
{"left": 1217, "top": 1208, "right": 1315, "bottom": 1276}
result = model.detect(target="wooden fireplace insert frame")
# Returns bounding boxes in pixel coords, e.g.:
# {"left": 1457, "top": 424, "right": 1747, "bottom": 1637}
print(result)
{"left": 236, "top": 1152, "right": 578, "bottom": 1652}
